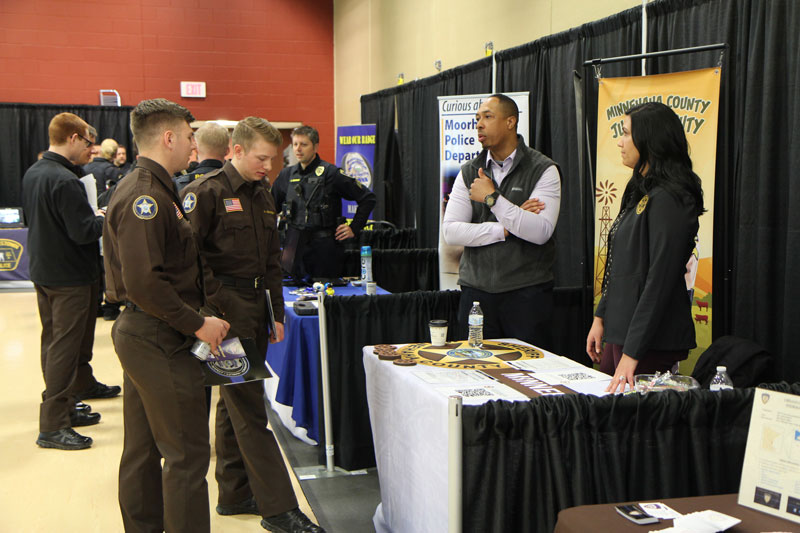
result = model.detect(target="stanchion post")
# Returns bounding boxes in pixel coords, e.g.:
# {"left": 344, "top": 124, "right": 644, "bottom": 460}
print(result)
{"left": 448, "top": 395, "right": 463, "bottom": 533}
{"left": 318, "top": 290, "right": 335, "bottom": 472}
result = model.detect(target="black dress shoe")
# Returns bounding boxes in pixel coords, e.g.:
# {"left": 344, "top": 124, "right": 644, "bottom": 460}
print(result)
{"left": 75, "top": 401, "right": 92, "bottom": 413}
{"left": 260, "top": 508, "right": 325, "bottom": 533}
{"left": 75, "top": 381, "right": 121, "bottom": 400}
{"left": 216, "top": 497, "right": 258, "bottom": 516}
{"left": 36, "top": 428, "right": 92, "bottom": 450}
{"left": 70, "top": 409, "right": 101, "bottom": 427}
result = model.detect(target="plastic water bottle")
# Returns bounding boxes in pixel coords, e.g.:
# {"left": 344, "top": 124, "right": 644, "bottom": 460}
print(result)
{"left": 468, "top": 301, "right": 483, "bottom": 348}
{"left": 360, "top": 246, "right": 373, "bottom": 282}
{"left": 709, "top": 366, "right": 734, "bottom": 391}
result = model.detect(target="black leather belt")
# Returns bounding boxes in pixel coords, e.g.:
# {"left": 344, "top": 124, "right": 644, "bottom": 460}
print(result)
{"left": 217, "top": 274, "right": 265, "bottom": 289}
{"left": 310, "top": 229, "right": 335, "bottom": 240}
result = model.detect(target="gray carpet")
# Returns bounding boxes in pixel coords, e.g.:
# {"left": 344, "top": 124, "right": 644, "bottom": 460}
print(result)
{"left": 266, "top": 401, "right": 381, "bottom": 533}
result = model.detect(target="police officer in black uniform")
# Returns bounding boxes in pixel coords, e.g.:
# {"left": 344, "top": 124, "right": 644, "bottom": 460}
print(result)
{"left": 272, "top": 125, "right": 376, "bottom": 279}
{"left": 174, "top": 122, "right": 231, "bottom": 193}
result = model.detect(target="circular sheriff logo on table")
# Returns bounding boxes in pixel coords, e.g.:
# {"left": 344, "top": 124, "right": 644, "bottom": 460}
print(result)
{"left": 395, "top": 340, "right": 543, "bottom": 369}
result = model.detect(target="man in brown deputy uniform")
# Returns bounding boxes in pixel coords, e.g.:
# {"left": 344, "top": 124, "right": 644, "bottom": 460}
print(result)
{"left": 103, "top": 98, "right": 230, "bottom": 533}
{"left": 181, "top": 117, "right": 324, "bottom": 533}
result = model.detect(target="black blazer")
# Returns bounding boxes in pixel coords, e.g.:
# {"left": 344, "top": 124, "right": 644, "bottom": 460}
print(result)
{"left": 596, "top": 186, "right": 699, "bottom": 359}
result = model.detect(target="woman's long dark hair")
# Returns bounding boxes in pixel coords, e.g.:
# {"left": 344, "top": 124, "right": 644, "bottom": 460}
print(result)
{"left": 622, "top": 102, "right": 705, "bottom": 216}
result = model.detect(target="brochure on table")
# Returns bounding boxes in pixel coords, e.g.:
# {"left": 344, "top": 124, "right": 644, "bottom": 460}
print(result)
{"left": 737, "top": 387, "right": 800, "bottom": 524}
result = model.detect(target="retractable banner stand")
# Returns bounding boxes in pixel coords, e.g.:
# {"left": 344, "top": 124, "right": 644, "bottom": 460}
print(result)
{"left": 437, "top": 92, "right": 529, "bottom": 289}
{"left": 336, "top": 124, "right": 377, "bottom": 220}
{"left": 593, "top": 68, "right": 721, "bottom": 371}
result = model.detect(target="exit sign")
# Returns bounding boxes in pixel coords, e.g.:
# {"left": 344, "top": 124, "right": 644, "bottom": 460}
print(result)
{"left": 180, "top": 81, "right": 206, "bottom": 98}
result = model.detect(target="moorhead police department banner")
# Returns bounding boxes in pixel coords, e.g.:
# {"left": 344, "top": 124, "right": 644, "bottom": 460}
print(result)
{"left": 437, "top": 92, "right": 530, "bottom": 289}
{"left": 594, "top": 68, "right": 721, "bottom": 371}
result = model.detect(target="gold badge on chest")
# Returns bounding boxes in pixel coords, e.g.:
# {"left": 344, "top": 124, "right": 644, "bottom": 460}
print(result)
{"left": 315, "top": 166, "right": 324, "bottom": 176}
{"left": 636, "top": 194, "right": 649, "bottom": 215}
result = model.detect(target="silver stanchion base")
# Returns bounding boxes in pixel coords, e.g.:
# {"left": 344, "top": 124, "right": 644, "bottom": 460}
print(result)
{"left": 293, "top": 465, "right": 370, "bottom": 480}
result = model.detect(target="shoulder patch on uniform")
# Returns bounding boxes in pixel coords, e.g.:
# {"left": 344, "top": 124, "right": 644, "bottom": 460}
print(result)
{"left": 182, "top": 192, "right": 197, "bottom": 213}
{"left": 636, "top": 194, "right": 649, "bottom": 215}
{"left": 315, "top": 166, "right": 324, "bottom": 176}
{"left": 133, "top": 195, "right": 158, "bottom": 220}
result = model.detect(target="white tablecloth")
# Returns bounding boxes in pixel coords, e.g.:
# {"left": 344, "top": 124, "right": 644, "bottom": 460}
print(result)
{"left": 364, "top": 339, "right": 613, "bottom": 533}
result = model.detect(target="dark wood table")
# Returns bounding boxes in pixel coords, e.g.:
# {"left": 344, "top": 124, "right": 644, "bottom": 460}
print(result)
{"left": 554, "top": 493, "right": 799, "bottom": 533}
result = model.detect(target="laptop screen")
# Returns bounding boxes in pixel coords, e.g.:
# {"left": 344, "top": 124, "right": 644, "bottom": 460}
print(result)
{"left": 0, "top": 207, "right": 24, "bottom": 228}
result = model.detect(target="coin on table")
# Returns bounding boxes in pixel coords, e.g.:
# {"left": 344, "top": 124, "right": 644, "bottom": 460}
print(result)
{"left": 392, "top": 358, "right": 417, "bottom": 366}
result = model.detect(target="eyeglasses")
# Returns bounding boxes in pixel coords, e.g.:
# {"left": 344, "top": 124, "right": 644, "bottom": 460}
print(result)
{"left": 76, "top": 133, "right": 93, "bottom": 148}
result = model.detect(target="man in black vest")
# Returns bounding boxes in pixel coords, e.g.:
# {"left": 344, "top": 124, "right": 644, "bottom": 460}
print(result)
{"left": 272, "top": 125, "right": 376, "bottom": 279}
{"left": 442, "top": 94, "right": 562, "bottom": 349}
{"left": 174, "top": 122, "right": 230, "bottom": 193}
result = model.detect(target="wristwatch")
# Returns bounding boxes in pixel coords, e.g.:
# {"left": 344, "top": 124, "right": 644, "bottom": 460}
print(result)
{"left": 484, "top": 191, "right": 500, "bottom": 207}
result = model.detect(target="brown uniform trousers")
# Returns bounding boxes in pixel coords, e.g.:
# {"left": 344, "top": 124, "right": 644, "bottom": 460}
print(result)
{"left": 112, "top": 310, "right": 210, "bottom": 533}
{"left": 215, "top": 285, "right": 297, "bottom": 517}
{"left": 35, "top": 282, "right": 98, "bottom": 432}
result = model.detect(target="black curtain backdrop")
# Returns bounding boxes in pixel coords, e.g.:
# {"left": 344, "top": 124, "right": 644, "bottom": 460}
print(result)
{"left": 360, "top": 89, "right": 400, "bottom": 222}
{"left": 342, "top": 248, "right": 439, "bottom": 293}
{"left": 394, "top": 57, "right": 492, "bottom": 249}
{"left": 640, "top": 0, "right": 800, "bottom": 383}
{"left": 462, "top": 382, "right": 800, "bottom": 533}
{"left": 320, "top": 290, "right": 461, "bottom": 470}
{"left": 358, "top": 0, "right": 800, "bottom": 379}
{"left": 0, "top": 103, "right": 133, "bottom": 208}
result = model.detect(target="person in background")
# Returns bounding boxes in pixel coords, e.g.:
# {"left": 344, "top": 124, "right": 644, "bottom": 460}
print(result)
{"left": 181, "top": 116, "right": 324, "bottom": 533}
{"left": 84, "top": 138, "right": 123, "bottom": 193}
{"left": 272, "top": 125, "right": 376, "bottom": 279}
{"left": 586, "top": 101, "right": 704, "bottom": 393}
{"left": 442, "top": 94, "right": 561, "bottom": 349}
{"left": 23, "top": 112, "right": 120, "bottom": 450}
{"left": 113, "top": 145, "right": 132, "bottom": 175}
{"left": 104, "top": 98, "right": 230, "bottom": 533}
{"left": 174, "top": 122, "right": 230, "bottom": 193}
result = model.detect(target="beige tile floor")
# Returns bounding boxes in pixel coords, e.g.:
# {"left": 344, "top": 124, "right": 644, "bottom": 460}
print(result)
{"left": 0, "top": 290, "right": 315, "bottom": 532}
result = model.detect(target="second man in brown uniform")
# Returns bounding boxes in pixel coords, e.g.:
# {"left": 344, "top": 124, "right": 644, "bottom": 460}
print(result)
{"left": 181, "top": 117, "right": 324, "bottom": 533}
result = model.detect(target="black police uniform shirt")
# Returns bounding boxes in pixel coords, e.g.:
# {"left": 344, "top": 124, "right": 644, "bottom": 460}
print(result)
{"left": 84, "top": 157, "right": 123, "bottom": 193}
{"left": 174, "top": 159, "right": 224, "bottom": 193}
{"left": 272, "top": 154, "right": 376, "bottom": 235}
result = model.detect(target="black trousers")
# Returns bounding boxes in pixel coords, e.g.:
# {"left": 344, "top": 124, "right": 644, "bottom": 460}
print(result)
{"left": 112, "top": 310, "right": 210, "bottom": 533}
{"left": 458, "top": 282, "right": 554, "bottom": 350}
{"left": 35, "top": 282, "right": 98, "bottom": 432}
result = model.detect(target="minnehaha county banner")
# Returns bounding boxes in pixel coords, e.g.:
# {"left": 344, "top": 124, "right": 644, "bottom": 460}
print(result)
{"left": 594, "top": 68, "right": 721, "bottom": 370}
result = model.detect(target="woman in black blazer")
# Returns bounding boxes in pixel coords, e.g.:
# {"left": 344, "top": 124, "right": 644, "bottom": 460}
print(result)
{"left": 586, "top": 102, "right": 705, "bottom": 393}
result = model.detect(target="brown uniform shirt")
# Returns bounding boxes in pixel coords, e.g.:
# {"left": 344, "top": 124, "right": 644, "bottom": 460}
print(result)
{"left": 180, "top": 161, "right": 285, "bottom": 323}
{"left": 104, "top": 157, "right": 205, "bottom": 335}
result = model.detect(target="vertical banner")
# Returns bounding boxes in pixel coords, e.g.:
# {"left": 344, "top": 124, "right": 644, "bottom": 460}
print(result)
{"left": 336, "top": 124, "right": 377, "bottom": 219}
{"left": 593, "top": 67, "right": 721, "bottom": 371}
{"left": 437, "top": 92, "right": 530, "bottom": 289}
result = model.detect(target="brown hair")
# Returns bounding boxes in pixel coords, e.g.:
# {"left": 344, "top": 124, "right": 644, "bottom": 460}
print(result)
{"left": 291, "top": 125, "right": 319, "bottom": 145}
{"left": 232, "top": 117, "right": 282, "bottom": 152}
{"left": 130, "top": 98, "right": 194, "bottom": 150}
{"left": 48, "top": 113, "right": 91, "bottom": 145}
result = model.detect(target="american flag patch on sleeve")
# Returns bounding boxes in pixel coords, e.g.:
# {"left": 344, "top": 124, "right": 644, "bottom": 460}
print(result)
{"left": 224, "top": 198, "right": 243, "bottom": 212}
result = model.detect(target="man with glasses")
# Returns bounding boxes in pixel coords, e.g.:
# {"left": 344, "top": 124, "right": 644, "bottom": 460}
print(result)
{"left": 22, "top": 112, "right": 120, "bottom": 450}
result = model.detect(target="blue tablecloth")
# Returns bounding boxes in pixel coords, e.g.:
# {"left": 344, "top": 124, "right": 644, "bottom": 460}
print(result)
{"left": 267, "top": 283, "right": 388, "bottom": 443}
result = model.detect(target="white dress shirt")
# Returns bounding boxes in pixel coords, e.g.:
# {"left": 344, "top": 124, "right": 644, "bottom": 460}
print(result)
{"left": 442, "top": 150, "right": 561, "bottom": 247}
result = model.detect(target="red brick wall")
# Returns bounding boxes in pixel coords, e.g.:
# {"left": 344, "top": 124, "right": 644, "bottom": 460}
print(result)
{"left": 0, "top": 0, "right": 336, "bottom": 159}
